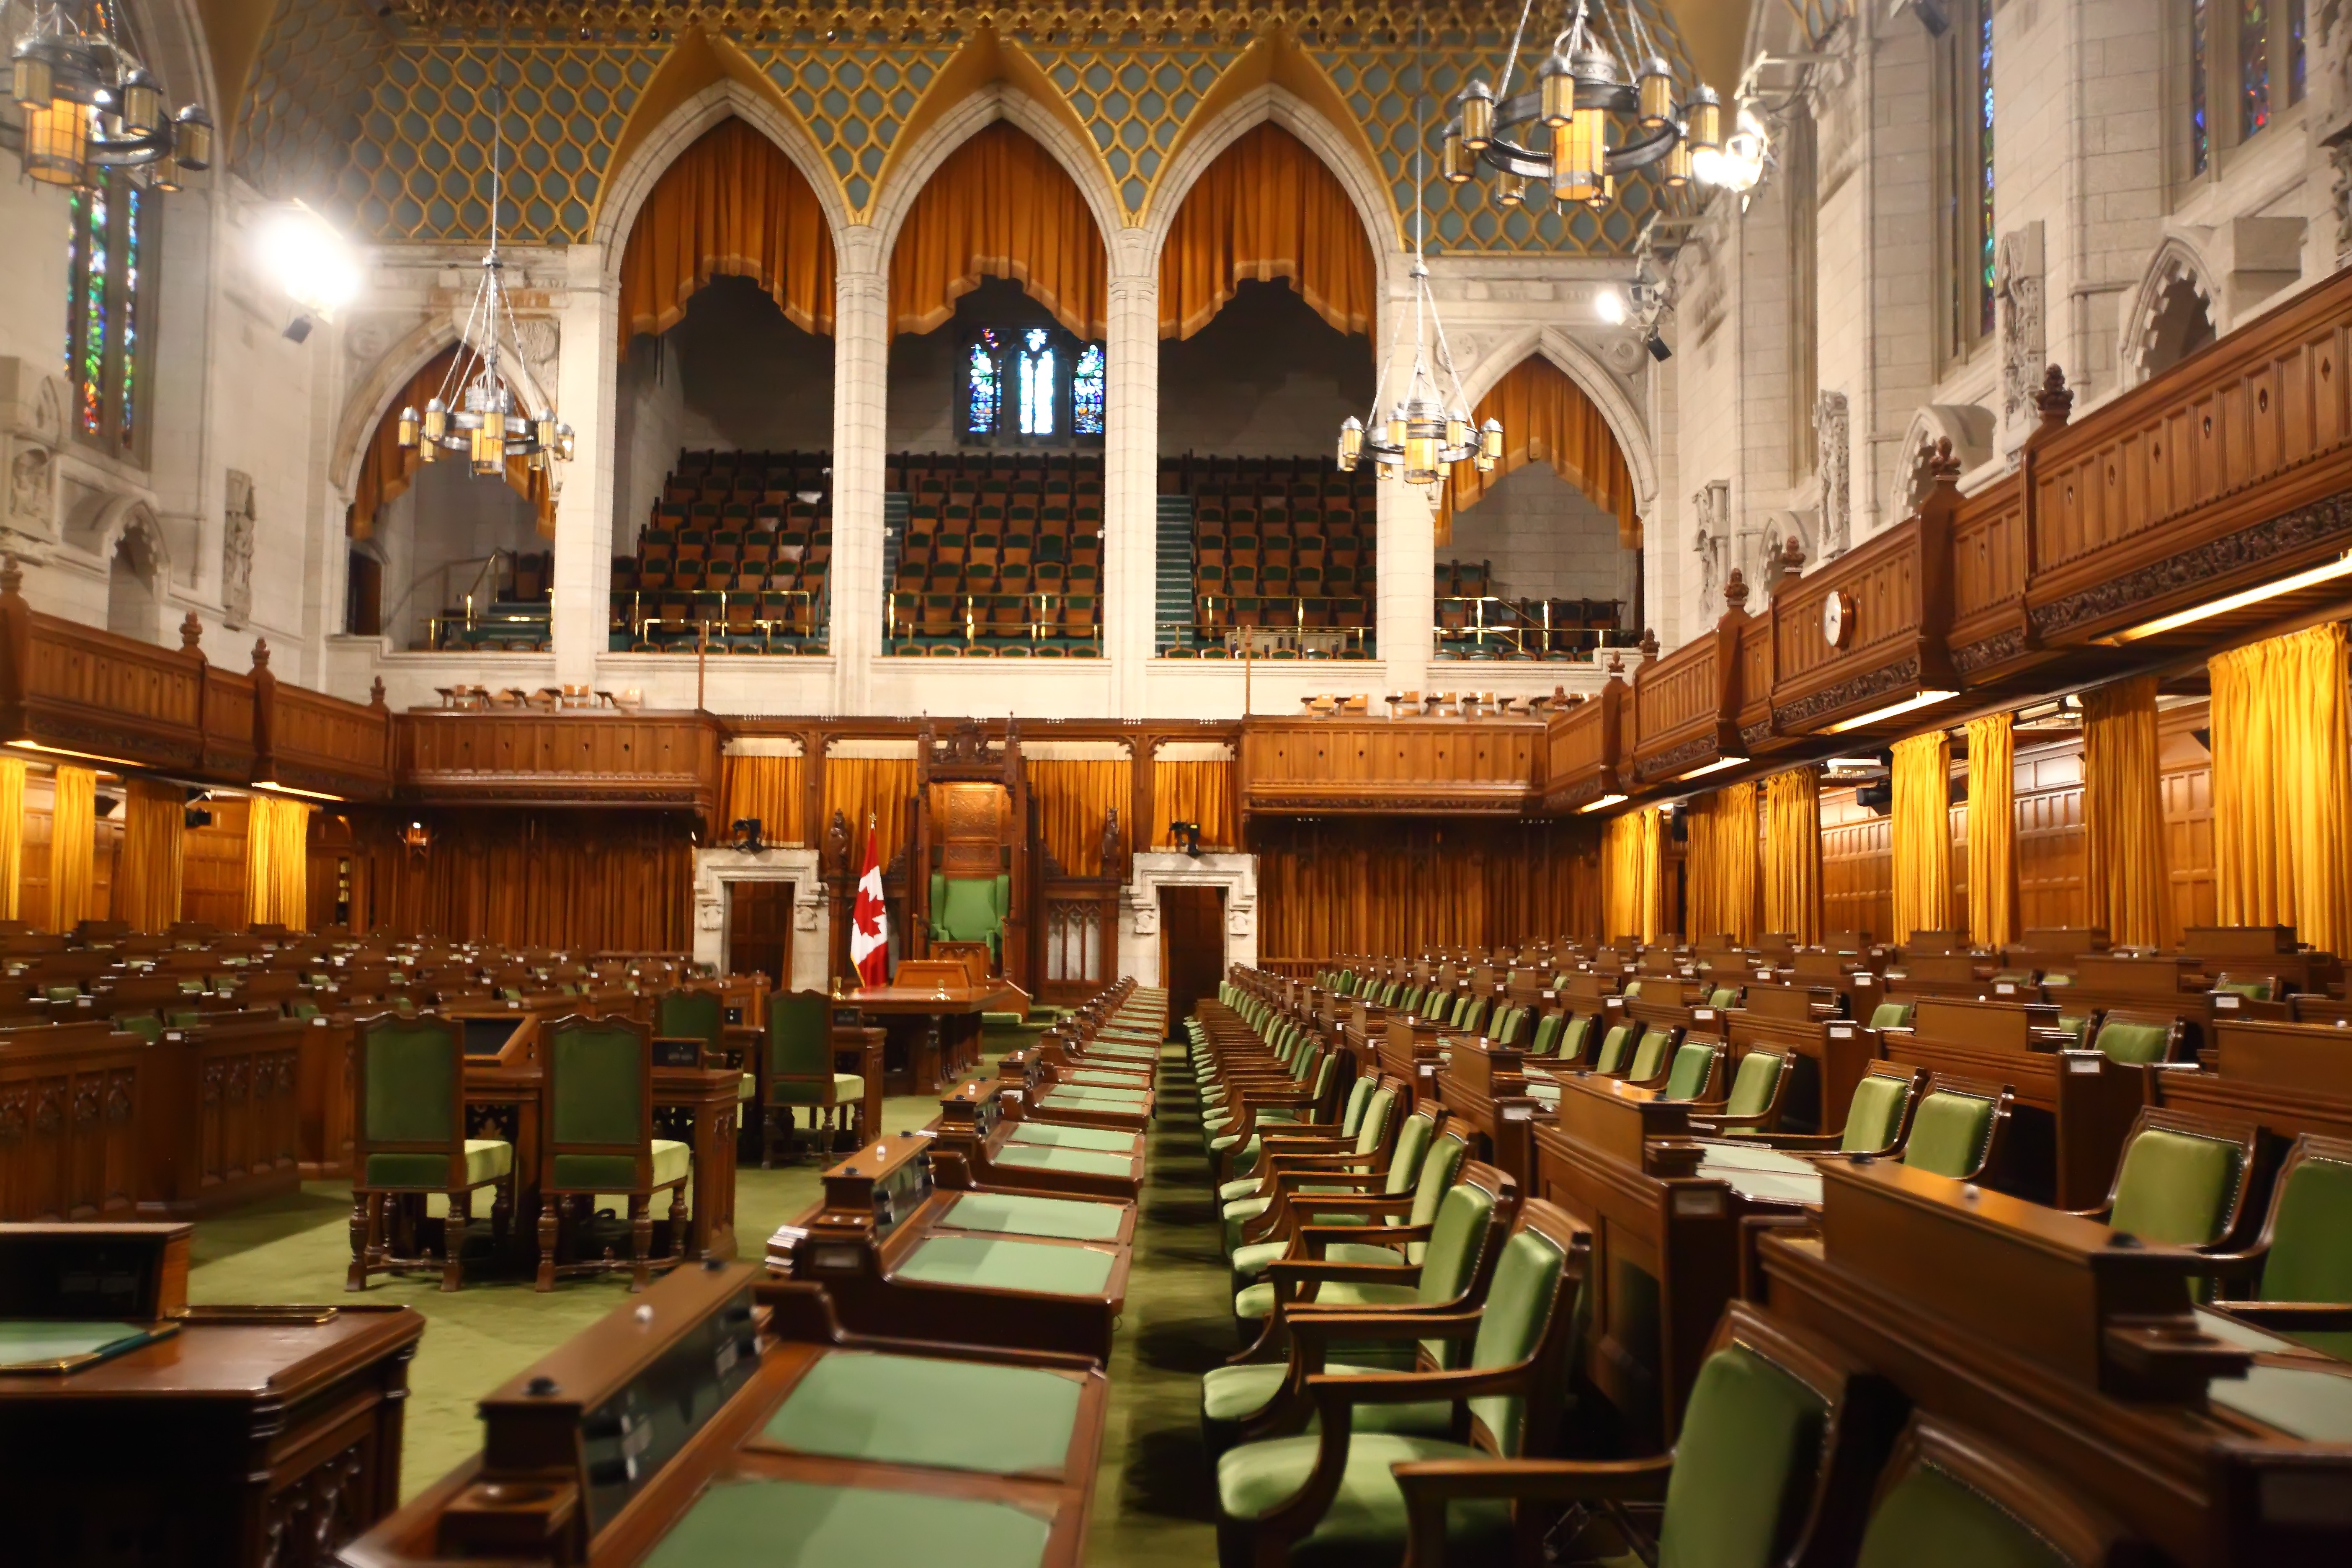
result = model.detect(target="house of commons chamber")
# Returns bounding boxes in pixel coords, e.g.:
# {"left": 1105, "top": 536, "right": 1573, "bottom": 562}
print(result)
{"left": 9, "top": 0, "right": 2352, "bottom": 1563}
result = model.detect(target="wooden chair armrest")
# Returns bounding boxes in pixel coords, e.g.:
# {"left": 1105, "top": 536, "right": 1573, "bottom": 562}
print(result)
{"left": 1388, "top": 1455, "right": 1674, "bottom": 1507}
{"left": 1272, "top": 1168, "right": 1385, "bottom": 1191}
{"left": 1264, "top": 1258, "right": 1422, "bottom": 1287}
{"left": 1298, "top": 1220, "right": 1426, "bottom": 1252}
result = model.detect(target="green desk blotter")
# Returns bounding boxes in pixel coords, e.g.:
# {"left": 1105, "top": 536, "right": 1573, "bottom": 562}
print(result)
{"left": 642, "top": 1477, "right": 1051, "bottom": 1568}
{"left": 939, "top": 1191, "right": 1126, "bottom": 1242}
{"left": 993, "top": 1144, "right": 1139, "bottom": 1178}
{"left": 2208, "top": 1362, "right": 2352, "bottom": 1442}
{"left": 1062, "top": 1069, "right": 1151, "bottom": 1088}
{"left": 894, "top": 1234, "right": 1117, "bottom": 1297}
{"left": 0, "top": 1319, "right": 175, "bottom": 1373}
{"left": 1040, "top": 1087, "right": 1149, "bottom": 1108}
{"left": 753, "top": 1351, "right": 1082, "bottom": 1475}
{"left": 1004, "top": 1122, "right": 1138, "bottom": 1153}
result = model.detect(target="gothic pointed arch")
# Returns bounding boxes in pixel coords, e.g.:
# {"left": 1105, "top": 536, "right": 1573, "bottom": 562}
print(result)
{"left": 885, "top": 118, "right": 1109, "bottom": 341}
{"left": 1152, "top": 120, "right": 1377, "bottom": 342}
{"left": 1438, "top": 351, "right": 1643, "bottom": 549}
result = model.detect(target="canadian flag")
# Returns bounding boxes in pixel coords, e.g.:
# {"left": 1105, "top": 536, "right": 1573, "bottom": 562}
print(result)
{"left": 849, "top": 823, "right": 889, "bottom": 988}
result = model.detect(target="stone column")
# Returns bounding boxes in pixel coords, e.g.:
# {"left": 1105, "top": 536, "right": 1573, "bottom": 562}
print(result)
{"left": 1103, "top": 231, "right": 1161, "bottom": 714}
{"left": 829, "top": 229, "right": 890, "bottom": 715}
{"left": 550, "top": 242, "right": 615, "bottom": 688}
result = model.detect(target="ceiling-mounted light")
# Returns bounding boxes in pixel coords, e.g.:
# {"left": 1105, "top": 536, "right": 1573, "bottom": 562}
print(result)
{"left": 1675, "top": 755, "right": 1750, "bottom": 782}
{"left": 257, "top": 202, "right": 362, "bottom": 325}
{"left": 1820, "top": 690, "right": 1960, "bottom": 735}
{"left": 1595, "top": 287, "right": 1629, "bottom": 325}
{"left": 2094, "top": 551, "right": 2352, "bottom": 644}
{"left": 1577, "top": 792, "right": 1629, "bottom": 813}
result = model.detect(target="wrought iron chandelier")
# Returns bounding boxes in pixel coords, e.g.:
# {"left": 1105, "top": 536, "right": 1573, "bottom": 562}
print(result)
{"left": 396, "top": 42, "right": 572, "bottom": 477}
{"left": 1337, "top": 10, "right": 1501, "bottom": 492}
{"left": 9, "top": 1, "right": 211, "bottom": 191}
{"left": 1442, "top": 0, "right": 1766, "bottom": 210}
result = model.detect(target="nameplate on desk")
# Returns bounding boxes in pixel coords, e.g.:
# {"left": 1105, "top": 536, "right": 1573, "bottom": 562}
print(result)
{"left": 1828, "top": 1024, "right": 1855, "bottom": 1040}
{"left": 1694, "top": 1008, "right": 1716, "bottom": 1023}
{"left": 2215, "top": 993, "right": 2242, "bottom": 1009}
{"left": 1995, "top": 982, "right": 2017, "bottom": 995}
{"left": 2065, "top": 1055, "right": 2102, "bottom": 1073}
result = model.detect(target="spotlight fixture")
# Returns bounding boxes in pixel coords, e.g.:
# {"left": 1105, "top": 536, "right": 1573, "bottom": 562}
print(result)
{"left": 1169, "top": 820, "right": 1204, "bottom": 859}
{"left": 281, "top": 315, "right": 313, "bottom": 345}
{"left": 729, "top": 817, "right": 768, "bottom": 853}
{"left": 10, "top": 1, "right": 212, "bottom": 192}
{"left": 400, "top": 820, "right": 432, "bottom": 858}
{"left": 256, "top": 202, "right": 362, "bottom": 327}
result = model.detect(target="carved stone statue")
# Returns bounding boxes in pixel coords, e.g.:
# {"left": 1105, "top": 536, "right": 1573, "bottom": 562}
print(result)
{"left": 1100, "top": 807, "right": 1123, "bottom": 879}
{"left": 824, "top": 810, "right": 850, "bottom": 882}
{"left": 222, "top": 470, "right": 256, "bottom": 629}
{"left": 1813, "top": 390, "right": 1851, "bottom": 558}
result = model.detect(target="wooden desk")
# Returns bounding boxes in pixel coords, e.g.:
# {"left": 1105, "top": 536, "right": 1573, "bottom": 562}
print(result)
{"left": 1529, "top": 1070, "right": 1817, "bottom": 1450}
{"left": 341, "top": 1264, "right": 1104, "bottom": 1568}
{"left": 928, "top": 1075, "right": 1147, "bottom": 1200}
{"left": 1434, "top": 1032, "right": 1540, "bottom": 1187}
{"left": 843, "top": 973, "right": 990, "bottom": 1096}
{"left": 767, "top": 1135, "right": 1132, "bottom": 1364}
{"left": 2150, "top": 1017, "right": 2352, "bottom": 1145}
{"left": 0, "top": 1021, "right": 149, "bottom": 1222}
{"left": 1756, "top": 1160, "right": 2352, "bottom": 1567}
{"left": 0, "top": 1224, "right": 421, "bottom": 1568}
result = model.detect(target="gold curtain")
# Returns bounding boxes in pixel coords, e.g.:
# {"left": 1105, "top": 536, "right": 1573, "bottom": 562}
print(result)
{"left": 115, "top": 779, "right": 184, "bottom": 934}
{"left": 384, "top": 811, "right": 691, "bottom": 950}
{"left": 2208, "top": 623, "right": 2352, "bottom": 952}
{"left": 1602, "top": 807, "right": 1663, "bottom": 944}
{"left": 720, "top": 753, "right": 806, "bottom": 845}
{"left": 1964, "top": 712, "right": 2018, "bottom": 950}
{"left": 1436, "top": 356, "right": 1640, "bottom": 548}
{"left": 2084, "top": 674, "right": 2175, "bottom": 949}
{"left": 889, "top": 122, "right": 1109, "bottom": 340}
{"left": 1890, "top": 732, "right": 1955, "bottom": 943}
{"left": 1152, "top": 758, "right": 1235, "bottom": 849}
{"left": 1157, "top": 123, "right": 1376, "bottom": 341}
{"left": 348, "top": 346, "right": 556, "bottom": 539}
{"left": 49, "top": 765, "right": 95, "bottom": 932}
{"left": 1762, "top": 766, "right": 1822, "bottom": 944}
{"left": 243, "top": 797, "right": 312, "bottom": 928}
{"left": 821, "top": 757, "right": 919, "bottom": 872}
{"left": 1686, "top": 783, "right": 1759, "bottom": 945}
{"left": 0, "top": 756, "right": 21, "bottom": 920}
{"left": 616, "top": 117, "right": 836, "bottom": 353}
{"left": 1028, "top": 758, "right": 1130, "bottom": 875}
{"left": 1256, "top": 818, "right": 1600, "bottom": 959}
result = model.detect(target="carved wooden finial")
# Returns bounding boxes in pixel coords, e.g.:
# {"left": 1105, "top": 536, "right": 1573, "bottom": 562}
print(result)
{"left": 1723, "top": 568, "right": 1749, "bottom": 612}
{"left": 179, "top": 611, "right": 204, "bottom": 653}
{"left": 1927, "top": 435, "right": 1963, "bottom": 487}
{"left": 1639, "top": 627, "right": 1659, "bottom": 663}
{"left": 1606, "top": 649, "right": 1626, "bottom": 675}
{"left": 2036, "top": 364, "right": 2074, "bottom": 428}
{"left": 0, "top": 555, "right": 21, "bottom": 600}
{"left": 250, "top": 638, "right": 271, "bottom": 672}
{"left": 1780, "top": 534, "right": 1806, "bottom": 570}
{"left": 369, "top": 676, "right": 387, "bottom": 709}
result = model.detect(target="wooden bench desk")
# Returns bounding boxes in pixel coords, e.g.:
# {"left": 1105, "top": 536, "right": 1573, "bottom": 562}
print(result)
{"left": 927, "top": 1074, "right": 1148, "bottom": 1200}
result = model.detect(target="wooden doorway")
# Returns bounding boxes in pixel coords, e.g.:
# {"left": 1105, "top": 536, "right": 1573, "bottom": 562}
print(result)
{"left": 1158, "top": 885, "right": 1225, "bottom": 1036}
{"left": 727, "top": 881, "right": 794, "bottom": 992}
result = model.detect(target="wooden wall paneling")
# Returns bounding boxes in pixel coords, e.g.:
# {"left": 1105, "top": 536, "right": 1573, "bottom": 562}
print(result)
{"left": 181, "top": 797, "right": 250, "bottom": 928}
{"left": 1819, "top": 787, "right": 1894, "bottom": 945}
{"left": 396, "top": 712, "right": 725, "bottom": 825}
{"left": 2024, "top": 276, "right": 2352, "bottom": 646}
{"left": 0, "top": 1022, "right": 148, "bottom": 1222}
{"left": 1240, "top": 719, "right": 1542, "bottom": 814}
{"left": 1947, "top": 474, "right": 2036, "bottom": 683}
{"left": 1630, "top": 614, "right": 1741, "bottom": 784}
{"left": 1541, "top": 679, "right": 1626, "bottom": 812}
{"left": 1734, "top": 615, "right": 1779, "bottom": 756}
{"left": 2159, "top": 703, "right": 2217, "bottom": 934}
{"left": 2013, "top": 740, "right": 2087, "bottom": 931}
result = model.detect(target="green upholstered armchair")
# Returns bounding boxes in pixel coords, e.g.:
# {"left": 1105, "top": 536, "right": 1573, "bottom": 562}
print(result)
{"left": 2203, "top": 1132, "right": 2352, "bottom": 1349}
{"left": 1850, "top": 1414, "right": 2138, "bottom": 1568}
{"left": 1383, "top": 1302, "right": 1907, "bottom": 1568}
{"left": 2066, "top": 1106, "right": 2257, "bottom": 1272}
{"left": 536, "top": 1015, "right": 690, "bottom": 1292}
{"left": 655, "top": 986, "right": 742, "bottom": 1105}
{"left": 1723, "top": 1062, "right": 1930, "bottom": 1156}
{"left": 348, "top": 1014, "right": 514, "bottom": 1293}
{"left": 761, "top": 989, "right": 866, "bottom": 1167}
{"left": 929, "top": 872, "right": 1011, "bottom": 960}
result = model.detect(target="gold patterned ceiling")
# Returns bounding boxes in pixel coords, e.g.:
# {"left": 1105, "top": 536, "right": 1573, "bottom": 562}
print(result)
{"left": 209, "top": 0, "right": 1747, "bottom": 256}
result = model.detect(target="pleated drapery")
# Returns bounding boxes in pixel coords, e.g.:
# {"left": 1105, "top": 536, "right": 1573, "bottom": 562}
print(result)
{"left": 1151, "top": 759, "right": 1235, "bottom": 849}
{"left": 49, "top": 765, "right": 95, "bottom": 932}
{"left": 890, "top": 122, "right": 1108, "bottom": 341}
{"left": 1028, "top": 758, "right": 1130, "bottom": 875}
{"left": 2083, "top": 674, "right": 2174, "bottom": 949}
{"left": 1964, "top": 712, "right": 2018, "bottom": 950}
{"left": 1602, "top": 807, "right": 1663, "bottom": 944}
{"left": 1437, "top": 356, "right": 1640, "bottom": 547}
{"left": 1256, "top": 818, "right": 1600, "bottom": 959}
{"left": 2208, "top": 623, "right": 2352, "bottom": 953}
{"left": 821, "top": 758, "right": 919, "bottom": 872}
{"left": 1890, "top": 732, "right": 1955, "bottom": 943}
{"left": 1685, "top": 783, "right": 1759, "bottom": 945}
{"left": 348, "top": 346, "right": 556, "bottom": 539}
{"left": 1762, "top": 766, "right": 1822, "bottom": 945}
{"left": 243, "top": 797, "right": 312, "bottom": 928}
{"left": 0, "top": 756, "right": 22, "bottom": 919}
{"left": 116, "top": 779, "right": 185, "bottom": 933}
{"left": 387, "top": 812, "right": 690, "bottom": 950}
{"left": 1156, "top": 123, "right": 1376, "bottom": 341}
{"left": 616, "top": 117, "right": 836, "bottom": 353}
{"left": 720, "top": 753, "right": 807, "bottom": 845}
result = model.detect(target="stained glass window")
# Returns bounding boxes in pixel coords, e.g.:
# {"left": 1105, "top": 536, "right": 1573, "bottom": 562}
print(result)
{"left": 959, "top": 323, "right": 1102, "bottom": 445}
{"left": 2243, "top": 0, "right": 2271, "bottom": 139}
{"left": 1978, "top": 1, "right": 1996, "bottom": 341}
{"left": 63, "top": 169, "right": 152, "bottom": 456}
{"left": 2192, "top": 0, "right": 2210, "bottom": 172}
{"left": 1072, "top": 344, "right": 1106, "bottom": 436}
{"left": 966, "top": 329, "right": 1001, "bottom": 435}
{"left": 2290, "top": 0, "right": 2307, "bottom": 104}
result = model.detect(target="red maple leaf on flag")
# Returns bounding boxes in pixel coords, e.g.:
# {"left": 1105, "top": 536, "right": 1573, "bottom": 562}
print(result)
{"left": 848, "top": 825, "right": 889, "bottom": 988}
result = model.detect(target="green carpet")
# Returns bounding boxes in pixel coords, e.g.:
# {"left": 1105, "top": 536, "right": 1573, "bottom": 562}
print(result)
{"left": 184, "top": 1054, "right": 1231, "bottom": 1565}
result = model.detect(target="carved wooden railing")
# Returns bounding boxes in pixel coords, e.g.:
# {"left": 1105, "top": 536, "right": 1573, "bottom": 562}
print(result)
{"left": 1541, "top": 678, "right": 1625, "bottom": 812}
{"left": 1239, "top": 717, "right": 1545, "bottom": 814}
{"left": 395, "top": 709, "right": 725, "bottom": 824}
{"left": 0, "top": 560, "right": 393, "bottom": 801}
